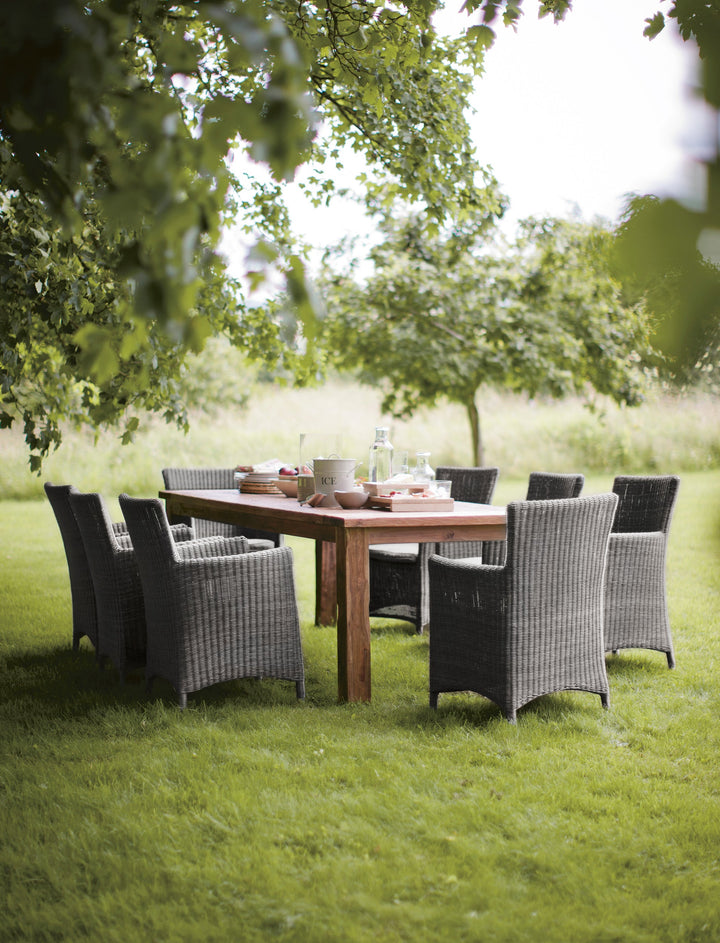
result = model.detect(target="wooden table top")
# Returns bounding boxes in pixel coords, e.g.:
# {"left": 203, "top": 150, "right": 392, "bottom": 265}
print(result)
{"left": 160, "top": 489, "right": 507, "bottom": 544}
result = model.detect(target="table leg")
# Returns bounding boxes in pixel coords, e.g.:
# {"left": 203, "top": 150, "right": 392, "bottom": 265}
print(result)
{"left": 315, "top": 540, "right": 337, "bottom": 626}
{"left": 335, "top": 528, "right": 371, "bottom": 702}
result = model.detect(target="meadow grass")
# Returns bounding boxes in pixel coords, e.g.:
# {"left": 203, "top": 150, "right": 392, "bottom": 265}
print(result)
{"left": 1, "top": 380, "right": 719, "bottom": 500}
{"left": 1, "top": 459, "right": 720, "bottom": 942}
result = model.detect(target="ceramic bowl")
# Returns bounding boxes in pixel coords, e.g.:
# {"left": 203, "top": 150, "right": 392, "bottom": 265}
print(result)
{"left": 275, "top": 477, "right": 298, "bottom": 497}
{"left": 334, "top": 490, "right": 369, "bottom": 509}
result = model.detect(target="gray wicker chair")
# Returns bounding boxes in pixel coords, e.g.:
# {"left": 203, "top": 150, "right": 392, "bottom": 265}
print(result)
{"left": 605, "top": 475, "right": 680, "bottom": 668}
{"left": 428, "top": 493, "right": 618, "bottom": 722}
{"left": 161, "top": 467, "right": 281, "bottom": 549}
{"left": 68, "top": 491, "right": 149, "bottom": 681}
{"left": 45, "top": 482, "right": 131, "bottom": 653}
{"left": 368, "top": 467, "right": 499, "bottom": 634}
{"left": 483, "top": 472, "right": 585, "bottom": 566}
{"left": 119, "top": 494, "right": 305, "bottom": 708}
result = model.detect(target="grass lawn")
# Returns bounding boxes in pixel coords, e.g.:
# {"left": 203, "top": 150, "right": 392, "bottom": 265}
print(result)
{"left": 1, "top": 471, "right": 719, "bottom": 942}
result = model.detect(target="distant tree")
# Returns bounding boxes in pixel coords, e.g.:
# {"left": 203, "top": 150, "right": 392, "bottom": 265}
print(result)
{"left": 320, "top": 212, "right": 653, "bottom": 465}
{"left": 0, "top": 1, "right": 503, "bottom": 466}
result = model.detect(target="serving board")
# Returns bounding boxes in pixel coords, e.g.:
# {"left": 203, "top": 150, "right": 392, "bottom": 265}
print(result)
{"left": 368, "top": 495, "right": 454, "bottom": 513}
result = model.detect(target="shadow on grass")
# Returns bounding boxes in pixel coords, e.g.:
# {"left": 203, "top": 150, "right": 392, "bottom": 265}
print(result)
{"left": 397, "top": 692, "right": 607, "bottom": 731}
{"left": 604, "top": 651, "right": 674, "bottom": 677}
{"left": 0, "top": 645, "right": 320, "bottom": 723}
{"left": 0, "top": 639, "right": 672, "bottom": 737}
{"left": 369, "top": 616, "right": 420, "bottom": 637}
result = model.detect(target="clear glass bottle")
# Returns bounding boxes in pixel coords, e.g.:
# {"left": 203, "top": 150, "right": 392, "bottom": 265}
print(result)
{"left": 368, "top": 427, "right": 393, "bottom": 482}
{"left": 413, "top": 451, "right": 435, "bottom": 483}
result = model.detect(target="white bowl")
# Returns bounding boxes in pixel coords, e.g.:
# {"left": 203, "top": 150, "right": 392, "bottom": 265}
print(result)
{"left": 275, "top": 477, "right": 298, "bottom": 497}
{"left": 334, "top": 490, "right": 369, "bottom": 509}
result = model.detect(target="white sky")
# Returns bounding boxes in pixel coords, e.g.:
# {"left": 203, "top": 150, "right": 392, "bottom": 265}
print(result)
{"left": 459, "top": 0, "right": 708, "bottom": 228}
{"left": 223, "top": 0, "right": 710, "bottom": 275}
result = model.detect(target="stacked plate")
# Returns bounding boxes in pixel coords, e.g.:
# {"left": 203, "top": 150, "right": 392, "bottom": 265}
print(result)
{"left": 240, "top": 472, "right": 282, "bottom": 495}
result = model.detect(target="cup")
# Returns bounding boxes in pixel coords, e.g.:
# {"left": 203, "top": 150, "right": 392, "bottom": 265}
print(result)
{"left": 434, "top": 480, "right": 452, "bottom": 498}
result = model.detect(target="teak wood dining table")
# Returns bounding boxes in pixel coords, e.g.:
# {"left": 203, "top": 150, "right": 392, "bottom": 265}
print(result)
{"left": 160, "top": 489, "right": 507, "bottom": 703}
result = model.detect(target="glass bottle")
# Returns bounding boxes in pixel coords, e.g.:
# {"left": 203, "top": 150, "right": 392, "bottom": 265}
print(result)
{"left": 368, "top": 427, "right": 394, "bottom": 482}
{"left": 413, "top": 451, "right": 435, "bottom": 483}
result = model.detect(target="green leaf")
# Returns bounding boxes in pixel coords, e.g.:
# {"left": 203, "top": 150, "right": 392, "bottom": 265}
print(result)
{"left": 643, "top": 13, "right": 665, "bottom": 40}
{"left": 466, "top": 24, "right": 496, "bottom": 51}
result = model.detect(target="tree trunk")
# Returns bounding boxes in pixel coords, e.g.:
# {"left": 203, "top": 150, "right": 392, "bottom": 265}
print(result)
{"left": 466, "top": 396, "right": 484, "bottom": 466}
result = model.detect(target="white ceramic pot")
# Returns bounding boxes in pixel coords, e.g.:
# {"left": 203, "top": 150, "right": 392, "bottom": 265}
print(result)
{"left": 312, "top": 458, "right": 358, "bottom": 507}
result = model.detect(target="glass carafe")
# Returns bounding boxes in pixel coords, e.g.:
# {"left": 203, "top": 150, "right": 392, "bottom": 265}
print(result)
{"left": 413, "top": 451, "right": 435, "bottom": 483}
{"left": 368, "top": 427, "right": 393, "bottom": 482}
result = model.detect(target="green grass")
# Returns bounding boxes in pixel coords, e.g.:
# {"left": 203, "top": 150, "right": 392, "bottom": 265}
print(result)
{"left": 1, "top": 468, "right": 720, "bottom": 942}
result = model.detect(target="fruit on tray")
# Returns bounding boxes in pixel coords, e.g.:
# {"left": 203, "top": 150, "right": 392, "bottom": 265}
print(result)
{"left": 279, "top": 466, "right": 299, "bottom": 477}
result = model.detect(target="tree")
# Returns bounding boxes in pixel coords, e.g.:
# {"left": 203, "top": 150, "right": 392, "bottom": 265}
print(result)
{"left": 319, "top": 211, "right": 653, "bottom": 464}
{"left": 1, "top": 0, "right": 502, "bottom": 465}
{"left": 0, "top": 186, "right": 300, "bottom": 467}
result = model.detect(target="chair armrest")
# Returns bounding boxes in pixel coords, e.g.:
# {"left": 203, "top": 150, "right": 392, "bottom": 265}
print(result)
{"left": 429, "top": 554, "right": 504, "bottom": 577}
{"left": 609, "top": 531, "right": 664, "bottom": 550}
{"left": 174, "top": 545, "right": 294, "bottom": 586}
{"left": 606, "top": 531, "right": 666, "bottom": 581}
{"left": 428, "top": 555, "right": 507, "bottom": 654}
{"left": 169, "top": 524, "right": 194, "bottom": 542}
{"left": 174, "top": 536, "right": 250, "bottom": 560}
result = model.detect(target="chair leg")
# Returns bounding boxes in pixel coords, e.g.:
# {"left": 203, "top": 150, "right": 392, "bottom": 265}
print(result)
{"left": 295, "top": 680, "right": 306, "bottom": 700}
{"left": 177, "top": 691, "right": 187, "bottom": 709}
{"left": 666, "top": 651, "right": 676, "bottom": 669}
{"left": 504, "top": 709, "right": 517, "bottom": 724}
{"left": 429, "top": 691, "right": 438, "bottom": 709}
{"left": 601, "top": 692, "right": 610, "bottom": 710}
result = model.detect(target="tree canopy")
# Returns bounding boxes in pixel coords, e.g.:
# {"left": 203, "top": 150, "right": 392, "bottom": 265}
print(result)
{"left": 320, "top": 210, "right": 653, "bottom": 464}
{"left": 1, "top": 0, "right": 502, "bottom": 466}
{"left": 2, "top": 0, "right": 717, "bottom": 468}
{"left": 612, "top": 0, "right": 720, "bottom": 382}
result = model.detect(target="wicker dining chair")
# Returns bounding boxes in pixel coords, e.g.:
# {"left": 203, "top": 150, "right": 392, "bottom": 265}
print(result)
{"left": 482, "top": 471, "right": 585, "bottom": 566}
{"left": 368, "top": 466, "right": 500, "bottom": 634}
{"left": 68, "top": 491, "right": 149, "bottom": 681}
{"left": 604, "top": 475, "right": 680, "bottom": 668}
{"left": 161, "top": 467, "right": 282, "bottom": 549}
{"left": 119, "top": 494, "right": 305, "bottom": 708}
{"left": 428, "top": 492, "right": 618, "bottom": 722}
{"left": 44, "top": 482, "right": 132, "bottom": 653}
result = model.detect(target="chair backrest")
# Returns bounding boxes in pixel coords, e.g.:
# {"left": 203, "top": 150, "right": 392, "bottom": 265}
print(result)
{"left": 162, "top": 467, "right": 236, "bottom": 491}
{"left": 433, "top": 467, "right": 500, "bottom": 559}
{"left": 504, "top": 493, "right": 619, "bottom": 620}
{"left": 68, "top": 491, "right": 126, "bottom": 559}
{"left": 44, "top": 482, "right": 99, "bottom": 648}
{"left": 435, "top": 467, "right": 499, "bottom": 504}
{"left": 161, "top": 466, "right": 282, "bottom": 545}
{"left": 526, "top": 472, "right": 584, "bottom": 501}
{"left": 611, "top": 475, "right": 680, "bottom": 535}
{"left": 68, "top": 492, "right": 145, "bottom": 666}
{"left": 118, "top": 494, "right": 178, "bottom": 579}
